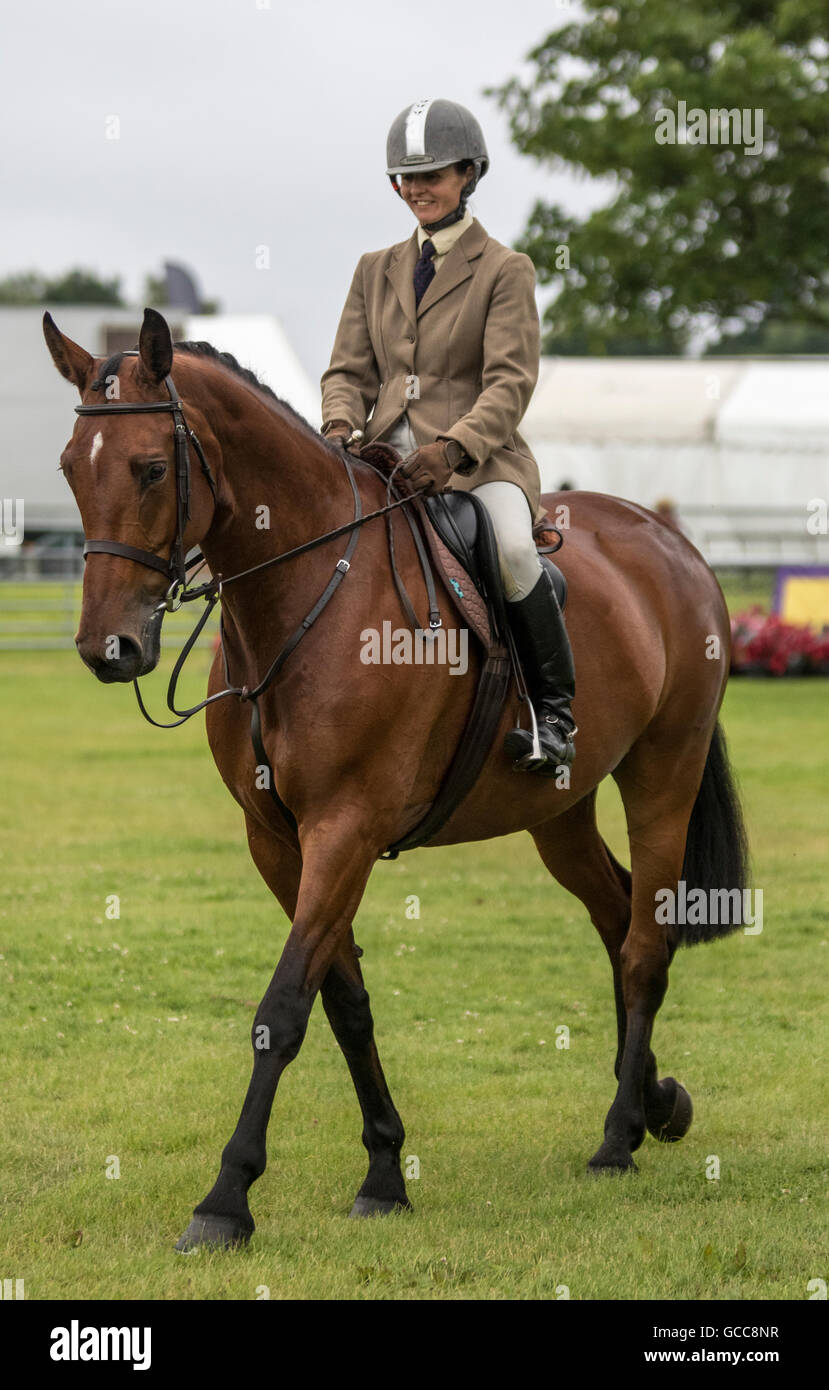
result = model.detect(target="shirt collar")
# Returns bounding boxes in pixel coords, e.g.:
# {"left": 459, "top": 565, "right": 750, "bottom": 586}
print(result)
{"left": 417, "top": 208, "right": 474, "bottom": 258}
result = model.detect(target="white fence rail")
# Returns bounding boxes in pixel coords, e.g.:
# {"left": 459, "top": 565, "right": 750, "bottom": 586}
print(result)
{"left": 0, "top": 580, "right": 219, "bottom": 652}
{"left": 680, "top": 505, "right": 829, "bottom": 569}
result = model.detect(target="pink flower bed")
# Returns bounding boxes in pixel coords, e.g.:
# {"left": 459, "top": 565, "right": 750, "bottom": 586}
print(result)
{"left": 730, "top": 607, "right": 829, "bottom": 676}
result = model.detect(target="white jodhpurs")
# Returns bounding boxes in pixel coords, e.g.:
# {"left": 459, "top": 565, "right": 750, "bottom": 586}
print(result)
{"left": 470, "top": 480, "right": 543, "bottom": 602}
{"left": 383, "top": 415, "right": 543, "bottom": 602}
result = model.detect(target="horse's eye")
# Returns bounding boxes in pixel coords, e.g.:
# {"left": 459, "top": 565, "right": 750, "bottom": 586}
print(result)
{"left": 146, "top": 463, "right": 167, "bottom": 483}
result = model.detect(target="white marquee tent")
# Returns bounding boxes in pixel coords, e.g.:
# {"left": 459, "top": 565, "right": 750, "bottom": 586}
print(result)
{"left": 0, "top": 307, "right": 320, "bottom": 532}
{"left": 2, "top": 303, "right": 828, "bottom": 568}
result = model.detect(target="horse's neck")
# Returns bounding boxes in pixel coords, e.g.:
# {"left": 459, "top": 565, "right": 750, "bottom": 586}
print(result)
{"left": 191, "top": 368, "right": 358, "bottom": 651}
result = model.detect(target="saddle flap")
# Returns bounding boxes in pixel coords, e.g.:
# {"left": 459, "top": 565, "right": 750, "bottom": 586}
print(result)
{"left": 425, "top": 491, "right": 568, "bottom": 614}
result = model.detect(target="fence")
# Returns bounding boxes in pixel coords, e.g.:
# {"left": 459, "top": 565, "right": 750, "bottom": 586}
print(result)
{"left": 0, "top": 540, "right": 222, "bottom": 652}
{"left": 0, "top": 579, "right": 219, "bottom": 652}
{"left": 3, "top": 509, "right": 826, "bottom": 650}
{"left": 680, "top": 505, "right": 828, "bottom": 569}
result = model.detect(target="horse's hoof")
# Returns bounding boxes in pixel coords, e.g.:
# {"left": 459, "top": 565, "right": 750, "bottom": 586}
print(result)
{"left": 348, "top": 1195, "right": 412, "bottom": 1219}
{"left": 174, "top": 1214, "right": 252, "bottom": 1252}
{"left": 648, "top": 1079, "right": 693, "bottom": 1143}
{"left": 587, "top": 1145, "right": 637, "bottom": 1174}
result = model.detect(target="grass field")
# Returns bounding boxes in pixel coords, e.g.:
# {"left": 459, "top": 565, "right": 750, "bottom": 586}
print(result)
{"left": 0, "top": 627, "right": 826, "bottom": 1301}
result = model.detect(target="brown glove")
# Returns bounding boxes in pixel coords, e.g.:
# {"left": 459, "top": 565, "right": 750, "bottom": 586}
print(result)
{"left": 323, "top": 419, "right": 354, "bottom": 448}
{"left": 400, "top": 440, "right": 456, "bottom": 495}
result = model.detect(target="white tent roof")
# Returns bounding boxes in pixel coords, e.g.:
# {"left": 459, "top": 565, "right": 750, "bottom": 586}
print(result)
{"left": 714, "top": 362, "right": 829, "bottom": 453}
{"left": 523, "top": 358, "right": 742, "bottom": 445}
{"left": 0, "top": 307, "right": 320, "bottom": 530}
{"left": 523, "top": 356, "right": 829, "bottom": 453}
{"left": 184, "top": 313, "right": 319, "bottom": 428}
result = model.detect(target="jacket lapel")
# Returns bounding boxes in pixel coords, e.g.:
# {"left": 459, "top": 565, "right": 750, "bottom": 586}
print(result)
{"left": 416, "top": 219, "right": 488, "bottom": 318}
{"left": 385, "top": 220, "right": 489, "bottom": 326}
{"left": 385, "top": 233, "right": 419, "bottom": 329}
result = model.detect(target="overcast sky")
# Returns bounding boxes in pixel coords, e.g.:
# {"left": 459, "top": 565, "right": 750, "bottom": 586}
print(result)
{"left": 1, "top": 0, "right": 607, "bottom": 383}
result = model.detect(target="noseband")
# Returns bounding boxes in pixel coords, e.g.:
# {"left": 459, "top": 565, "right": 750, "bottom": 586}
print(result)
{"left": 75, "top": 352, "right": 217, "bottom": 609}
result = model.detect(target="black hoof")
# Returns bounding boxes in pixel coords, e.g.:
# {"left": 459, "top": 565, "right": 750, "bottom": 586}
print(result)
{"left": 348, "top": 1195, "right": 412, "bottom": 1219}
{"left": 587, "top": 1144, "right": 637, "bottom": 1173}
{"left": 175, "top": 1214, "right": 252, "bottom": 1252}
{"left": 648, "top": 1078, "right": 693, "bottom": 1143}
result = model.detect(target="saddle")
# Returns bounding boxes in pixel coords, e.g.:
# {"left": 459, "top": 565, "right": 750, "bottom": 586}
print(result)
{"left": 356, "top": 442, "right": 567, "bottom": 859}
{"left": 424, "top": 491, "right": 568, "bottom": 616}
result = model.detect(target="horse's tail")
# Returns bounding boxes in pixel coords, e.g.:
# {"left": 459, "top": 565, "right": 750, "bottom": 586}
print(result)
{"left": 677, "top": 720, "right": 750, "bottom": 947}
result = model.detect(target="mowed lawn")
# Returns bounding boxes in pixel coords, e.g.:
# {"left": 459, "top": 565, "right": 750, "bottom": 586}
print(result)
{"left": 0, "top": 636, "right": 826, "bottom": 1301}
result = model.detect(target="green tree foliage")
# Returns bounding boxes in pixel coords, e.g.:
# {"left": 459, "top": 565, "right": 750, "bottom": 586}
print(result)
{"left": 0, "top": 267, "right": 219, "bottom": 313}
{"left": 489, "top": 1, "right": 829, "bottom": 354}
{"left": 0, "top": 268, "right": 124, "bottom": 305}
{"left": 704, "top": 308, "right": 829, "bottom": 353}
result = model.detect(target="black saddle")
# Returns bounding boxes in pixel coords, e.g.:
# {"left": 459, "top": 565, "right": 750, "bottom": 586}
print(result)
{"left": 423, "top": 492, "right": 568, "bottom": 629}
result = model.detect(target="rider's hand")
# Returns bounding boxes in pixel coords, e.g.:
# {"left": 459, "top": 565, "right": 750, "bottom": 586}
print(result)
{"left": 323, "top": 419, "right": 354, "bottom": 449}
{"left": 400, "top": 441, "right": 455, "bottom": 495}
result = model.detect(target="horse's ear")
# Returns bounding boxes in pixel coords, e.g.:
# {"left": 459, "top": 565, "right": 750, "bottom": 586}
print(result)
{"left": 137, "top": 307, "right": 173, "bottom": 385}
{"left": 42, "top": 312, "right": 94, "bottom": 395}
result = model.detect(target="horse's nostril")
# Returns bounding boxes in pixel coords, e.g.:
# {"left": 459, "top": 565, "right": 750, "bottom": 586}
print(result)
{"left": 77, "top": 632, "right": 144, "bottom": 682}
{"left": 114, "top": 634, "right": 143, "bottom": 666}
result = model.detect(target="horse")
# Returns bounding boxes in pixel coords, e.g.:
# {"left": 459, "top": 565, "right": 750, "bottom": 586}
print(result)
{"left": 43, "top": 307, "right": 749, "bottom": 1251}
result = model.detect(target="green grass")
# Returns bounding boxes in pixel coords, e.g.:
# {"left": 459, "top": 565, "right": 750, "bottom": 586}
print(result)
{"left": 0, "top": 647, "right": 826, "bottom": 1301}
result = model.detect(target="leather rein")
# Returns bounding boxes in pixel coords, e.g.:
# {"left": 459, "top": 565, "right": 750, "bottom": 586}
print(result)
{"left": 75, "top": 364, "right": 434, "bottom": 829}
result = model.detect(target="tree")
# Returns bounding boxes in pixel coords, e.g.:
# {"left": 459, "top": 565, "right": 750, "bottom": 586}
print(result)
{"left": 704, "top": 308, "right": 829, "bottom": 354}
{"left": 0, "top": 268, "right": 124, "bottom": 305}
{"left": 489, "top": 1, "right": 829, "bottom": 354}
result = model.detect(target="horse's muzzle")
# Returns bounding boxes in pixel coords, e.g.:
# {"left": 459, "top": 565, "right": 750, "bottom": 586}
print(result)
{"left": 76, "top": 605, "right": 164, "bottom": 683}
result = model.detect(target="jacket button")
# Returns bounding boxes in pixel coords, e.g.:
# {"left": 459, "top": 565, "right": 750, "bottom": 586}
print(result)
{"left": 407, "top": 334, "right": 415, "bottom": 343}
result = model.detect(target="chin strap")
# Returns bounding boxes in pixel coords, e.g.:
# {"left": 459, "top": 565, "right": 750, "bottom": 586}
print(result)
{"left": 388, "top": 157, "right": 484, "bottom": 233}
{"left": 421, "top": 201, "right": 467, "bottom": 234}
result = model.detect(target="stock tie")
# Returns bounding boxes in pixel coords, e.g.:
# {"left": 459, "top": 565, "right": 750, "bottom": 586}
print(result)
{"left": 413, "top": 239, "right": 436, "bottom": 306}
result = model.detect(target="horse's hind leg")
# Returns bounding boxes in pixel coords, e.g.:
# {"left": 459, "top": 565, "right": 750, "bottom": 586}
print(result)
{"left": 321, "top": 931, "right": 410, "bottom": 1217}
{"left": 532, "top": 789, "right": 690, "bottom": 1172}
{"left": 585, "top": 733, "right": 707, "bottom": 1171}
{"left": 531, "top": 794, "right": 634, "bottom": 1140}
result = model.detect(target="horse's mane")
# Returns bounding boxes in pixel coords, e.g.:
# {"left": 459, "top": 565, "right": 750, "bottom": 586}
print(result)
{"left": 91, "top": 340, "right": 332, "bottom": 452}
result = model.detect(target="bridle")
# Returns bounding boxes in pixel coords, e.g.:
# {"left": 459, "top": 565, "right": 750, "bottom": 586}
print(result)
{"left": 72, "top": 356, "right": 438, "bottom": 833}
{"left": 75, "top": 351, "right": 217, "bottom": 611}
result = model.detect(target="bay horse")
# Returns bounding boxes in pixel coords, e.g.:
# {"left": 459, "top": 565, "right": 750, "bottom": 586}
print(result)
{"left": 43, "top": 307, "right": 748, "bottom": 1251}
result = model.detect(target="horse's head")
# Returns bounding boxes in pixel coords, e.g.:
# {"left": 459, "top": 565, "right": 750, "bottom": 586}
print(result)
{"left": 43, "top": 308, "right": 217, "bottom": 682}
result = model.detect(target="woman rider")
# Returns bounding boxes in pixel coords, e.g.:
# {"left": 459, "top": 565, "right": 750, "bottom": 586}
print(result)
{"left": 320, "top": 98, "right": 576, "bottom": 772}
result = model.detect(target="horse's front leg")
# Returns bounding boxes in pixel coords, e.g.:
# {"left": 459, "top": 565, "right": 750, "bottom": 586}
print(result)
{"left": 176, "top": 823, "right": 378, "bottom": 1251}
{"left": 321, "top": 929, "right": 410, "bottom": 1217}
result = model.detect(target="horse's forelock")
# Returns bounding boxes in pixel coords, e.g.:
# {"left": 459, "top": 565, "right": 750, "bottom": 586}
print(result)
{"left": 90, "top": 351, "right": 130, "bottom": 392}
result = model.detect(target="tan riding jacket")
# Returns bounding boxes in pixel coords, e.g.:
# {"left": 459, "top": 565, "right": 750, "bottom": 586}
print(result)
{"left": 321, "top": 217, "right": 543, "bottom": 518}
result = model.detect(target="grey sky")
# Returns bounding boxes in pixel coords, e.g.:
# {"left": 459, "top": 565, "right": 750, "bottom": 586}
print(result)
{"left": 1, "top": 0, "right": 606, "bottom": 384}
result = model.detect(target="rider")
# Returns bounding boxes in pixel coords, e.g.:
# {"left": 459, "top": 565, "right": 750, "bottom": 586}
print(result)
{"left": 320, "top": 98, "right": 576, "bottom": 772}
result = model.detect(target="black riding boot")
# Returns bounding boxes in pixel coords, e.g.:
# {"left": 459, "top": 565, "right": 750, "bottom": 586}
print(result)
{"left": 503, "top": 569, "right": 577, "bottom": 773}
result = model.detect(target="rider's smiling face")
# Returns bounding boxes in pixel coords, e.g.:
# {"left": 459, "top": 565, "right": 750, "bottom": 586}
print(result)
{"left": 399, "top": 165, "right": 472, "bottom": 225}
